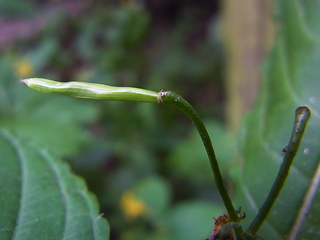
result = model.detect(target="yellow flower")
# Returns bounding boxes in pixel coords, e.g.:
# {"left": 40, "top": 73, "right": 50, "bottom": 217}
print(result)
{"left": 121, "top": 190, "right": 147, "bottom": 220}
{"left": 15, "top": 59, "right": 33, "bottom": 78}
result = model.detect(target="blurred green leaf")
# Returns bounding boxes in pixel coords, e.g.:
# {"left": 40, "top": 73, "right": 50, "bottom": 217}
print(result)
{"left": 2, "top": 119, "right": 89, "bottom": 158}
{"left": 99, "top": 5, "right": 150, "bottom": 71}
{"left": 133, "top": 176, "right": 170, "bottom": 218}
{"left": 106, "top": 5, "right": 150, "bottom": 49}
{"left": 24, "top": 38, "right": 58, "bottom": 72}
{"left": 233, "top": 1, "right": 320, "bottom": 239}
{"left": 0, "top": 130, "right": 109, "bottom": 240}
{"left": 0, "top": 0, "right": 36, "bottom": 17}
{"left": 166, "top": 201, "right": 223, "bottom": 240}
{"left": 168, "top": 121, "right": 237, "bottom": 181}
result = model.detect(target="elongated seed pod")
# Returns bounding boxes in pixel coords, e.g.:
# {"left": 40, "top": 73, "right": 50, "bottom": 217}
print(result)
{"left": 22, "top": 77, "right": 244, "bottom": 226}
{"left": 21, "top": 78, "right": 159, "bottom": 103}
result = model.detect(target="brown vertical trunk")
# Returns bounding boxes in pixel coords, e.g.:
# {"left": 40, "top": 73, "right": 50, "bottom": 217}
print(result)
{"left": 223, "top": 0, "right": 275, "bottom": 133}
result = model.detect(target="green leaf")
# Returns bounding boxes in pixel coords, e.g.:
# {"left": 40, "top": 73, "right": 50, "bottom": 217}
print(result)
{"left": 167, "top": 120, "right": 237, "bottom": 182}
{"left": 234, "top": 1, "right": 320, "bottom": 239}
{"left": 0, "top": 130, "right": 109, "bottom": 240}
{"left": 166, "top": 201, "right": 224, "bottom": 240}
{"left": 133, "top": 176, "right": 170, "bottom": 218}
{"left": 0, "top": 0, "right": 36, "bottom": 17}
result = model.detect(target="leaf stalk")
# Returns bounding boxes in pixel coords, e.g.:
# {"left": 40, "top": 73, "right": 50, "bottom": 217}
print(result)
{"left": 247, "top": 106, "right": 311, "bottom": 234}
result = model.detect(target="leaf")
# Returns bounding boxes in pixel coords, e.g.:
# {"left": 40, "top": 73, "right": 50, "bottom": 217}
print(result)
{"left": 167, "top": 120, "right": 237, "bottom": 182}
{"left": 233, "top": 1, "right": 320, "bottom": 239}
{"left": 166, "top": 201, "right": 224, "bottom": 240}
{"left": 133, "top": 176, "right": 170, "bottom": 218}
{"left": 0, "top": 0, "right": 36, "bottom": 17}
{"left": 0, "top": 130, "right": 109, "bottom": 240}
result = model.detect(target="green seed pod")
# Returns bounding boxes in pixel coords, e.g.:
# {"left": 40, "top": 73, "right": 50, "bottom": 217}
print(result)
{"left": 21, "top": 78, "right": 159, "bottom": 103}
{"left": 21, "top": 77, "right": 252, "bottom": 231}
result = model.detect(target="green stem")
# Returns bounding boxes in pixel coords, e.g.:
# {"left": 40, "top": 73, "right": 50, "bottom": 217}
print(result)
{"left": 247, "top": 106, "right": 311, "bottom": 234}
{"left": 159, "top": 91, "right": 240, "bottom": 223}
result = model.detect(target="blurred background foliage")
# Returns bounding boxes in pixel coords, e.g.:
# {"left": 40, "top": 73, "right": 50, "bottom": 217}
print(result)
{"left": 0, "top": 0, "right": 272, "bottom": 239}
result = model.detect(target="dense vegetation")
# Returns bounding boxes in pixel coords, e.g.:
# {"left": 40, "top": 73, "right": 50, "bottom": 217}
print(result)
{"left": 0, "top": 1, "right": 319, "bottom": 239}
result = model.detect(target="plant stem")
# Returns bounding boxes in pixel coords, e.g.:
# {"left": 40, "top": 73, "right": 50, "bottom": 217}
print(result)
{"left": 247, "top": 106, "right": 311, "bottom": 234}
{"left": 159, "top": 91, "right": 240, "bottom": 223}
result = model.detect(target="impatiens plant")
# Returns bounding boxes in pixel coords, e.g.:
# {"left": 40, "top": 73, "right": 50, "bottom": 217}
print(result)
{"left": 1, "top": 1, "right": 320, "bottom": 239}
{"left": 10, "top": 77, "right": 309, "bottom": 240}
